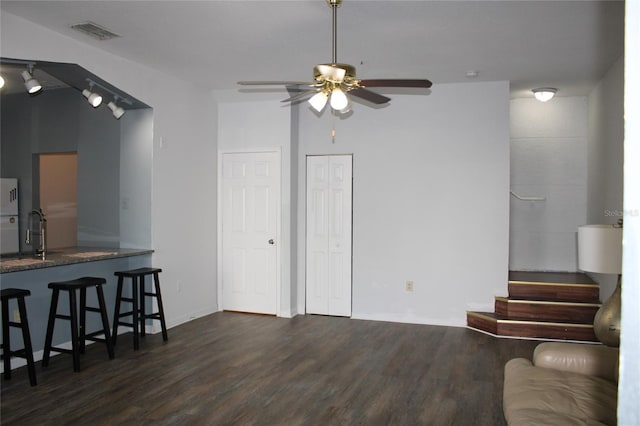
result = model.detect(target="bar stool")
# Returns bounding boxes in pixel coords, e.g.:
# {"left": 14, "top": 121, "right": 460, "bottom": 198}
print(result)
{"left": 1, "top": 288, "right": 37, "bottom": 386}
{"left": 112, "top": 267, "right": 168, "bottom": 350}
{"left": 42, "top": 277, "right": 114, "bottom": 372}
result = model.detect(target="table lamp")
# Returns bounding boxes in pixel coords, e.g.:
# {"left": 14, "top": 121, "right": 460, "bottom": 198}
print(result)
{"left": 578, "top": 223, "right": 623, "bottom": 346}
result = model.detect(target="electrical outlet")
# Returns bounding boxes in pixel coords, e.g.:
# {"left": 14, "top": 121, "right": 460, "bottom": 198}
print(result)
{"left": 405, "top": 280, "right": 414, "bottom": 292}
{"left": 13, "top": 308, "right": 20, "bottom": 323}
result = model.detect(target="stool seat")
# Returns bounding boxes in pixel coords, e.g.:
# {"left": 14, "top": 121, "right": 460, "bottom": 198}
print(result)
{"left": 49, "top": 276, "right": 106, "bottom": 290}
{"left": 1, "top": 288, "right": 37, "bottom": 386}
{"left": 113, "top": 267, "right": 168, "bottom": 350}
{"left": 43, "top": 276, "right": 114, "bottom": 372}
{"left": 1, "top": 288, "right": 31, "bottom": 299}
{"left": 115, "top": 267, "right": 162, "bottom": 277}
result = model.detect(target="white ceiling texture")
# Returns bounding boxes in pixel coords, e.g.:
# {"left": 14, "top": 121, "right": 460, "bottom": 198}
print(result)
{"left": 0, "top": 0, "right": 625, "bottom": 99}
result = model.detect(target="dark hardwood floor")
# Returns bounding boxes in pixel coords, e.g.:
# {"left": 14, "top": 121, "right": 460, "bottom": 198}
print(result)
{"left": 1, "top": 312, "right": 538, "bottom": 425}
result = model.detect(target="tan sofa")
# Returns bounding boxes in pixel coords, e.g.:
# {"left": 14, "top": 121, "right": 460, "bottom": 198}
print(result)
{"left": 503, "top": 342, "right": 619, "bottom": 426}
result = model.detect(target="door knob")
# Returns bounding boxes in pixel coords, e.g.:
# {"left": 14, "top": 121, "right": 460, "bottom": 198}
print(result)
{"left": 268, "top": 239, "right": 275, "bottom": 245}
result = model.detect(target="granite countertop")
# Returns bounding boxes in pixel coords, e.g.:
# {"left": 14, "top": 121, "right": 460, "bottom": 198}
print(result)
{"left": 0, "top": 247, "right": 154, "bottom": 274}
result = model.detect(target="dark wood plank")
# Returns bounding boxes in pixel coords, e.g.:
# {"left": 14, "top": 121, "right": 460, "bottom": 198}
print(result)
{"left": 1, "top": 312, "right": 538, "bottom": 425}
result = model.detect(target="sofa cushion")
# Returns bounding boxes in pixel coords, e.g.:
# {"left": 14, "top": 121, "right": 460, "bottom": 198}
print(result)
{"left": 504, "top": 358, "right": 617, "bottom": 426}
{"left": 534, "top": 342, "right": 619, "bottom": 383}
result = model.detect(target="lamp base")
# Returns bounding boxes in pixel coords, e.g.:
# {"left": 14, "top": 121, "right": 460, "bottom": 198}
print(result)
{"left": 593, "top": 275, "right": 621, "bottom": 347}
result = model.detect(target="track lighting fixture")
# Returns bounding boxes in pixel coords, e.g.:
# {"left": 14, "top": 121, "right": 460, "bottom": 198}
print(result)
{"left": 84, "top": 78, "right": 131, "bottom": 119}
{"left": 107, "top": 97, "right": 125, "bottom": 119}
{"left": 82, "top": 83, "right": 102, "bottom": 107}
{"left": 22, "top": 66, "right": 42, "bottom": 94}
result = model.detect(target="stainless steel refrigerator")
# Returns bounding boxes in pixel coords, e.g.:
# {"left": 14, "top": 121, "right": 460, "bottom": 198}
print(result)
{"left": 1, "top": 178, "right": 20, "bottom": 255}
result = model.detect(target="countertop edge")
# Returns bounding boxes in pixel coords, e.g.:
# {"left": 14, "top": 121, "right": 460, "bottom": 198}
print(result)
{"left": 0, "top": 248, "right": 154, "bottom": 274}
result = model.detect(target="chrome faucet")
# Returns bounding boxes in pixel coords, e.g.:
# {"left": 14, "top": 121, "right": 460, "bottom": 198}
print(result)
{"left": 26, "top": 208, "right": 47, "bottom": 258}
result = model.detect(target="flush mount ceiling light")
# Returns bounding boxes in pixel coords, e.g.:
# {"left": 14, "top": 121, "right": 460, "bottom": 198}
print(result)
{"left": 532, "top": 87, "right": 557, "bottom": 102}
{"left": 82, "top": 83, "right": 102, "bottom": 107}
{"left": 107, "top": 97, "right": 125, "bottom": 119}
{"left": 22, "top": 66, "right": 42, "bottom": 94}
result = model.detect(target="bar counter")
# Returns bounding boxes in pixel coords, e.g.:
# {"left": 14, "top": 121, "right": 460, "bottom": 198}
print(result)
{"left": 0, "top": 247, "right": 154, "bottom": 354}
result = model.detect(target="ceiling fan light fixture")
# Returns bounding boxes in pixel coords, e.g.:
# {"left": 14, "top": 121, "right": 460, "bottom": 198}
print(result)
{"left": 329, "top": 88, "right": 349, "bottom": 111}
{"left": 309, "top": 91, "right": 329, "bottom": 112}
{"left": 532, "top": 87, "right": 557, "bottom": 102}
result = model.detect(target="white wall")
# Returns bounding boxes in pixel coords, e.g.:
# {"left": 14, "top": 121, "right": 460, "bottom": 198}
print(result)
{"left": 1, "top": 11, "right": 219, "bottom": 327}
{"left": 620, "top": 1, "right": 640, "bottom": 421}
{"left": 588, "top": 55, "right": 624, "bottom": 225}
{"left": 215, "top": 93, "right": 294, "bottom": 316}
{"left": 509, "top": 97, "right": 588, "bottom": 272}
{"left": 297, "top": 82, "right": 510, "bottom": 327}
{"left": 583, "top": 56, "right": 625, "bottom": 300}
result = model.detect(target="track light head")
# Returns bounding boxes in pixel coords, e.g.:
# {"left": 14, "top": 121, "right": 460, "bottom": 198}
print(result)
{"left": 82, "top": 88, "right": 102, "bottom": 107}
{"left": 21, "top": 69, "right": 42, "bottom": 94}
{"left": 108, "top": 100, "right": 125, "bottom": 119}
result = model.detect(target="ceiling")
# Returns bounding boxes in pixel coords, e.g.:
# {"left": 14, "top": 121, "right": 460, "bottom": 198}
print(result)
{"left": 0, "top": 0, "right": 625, "bottom": 100}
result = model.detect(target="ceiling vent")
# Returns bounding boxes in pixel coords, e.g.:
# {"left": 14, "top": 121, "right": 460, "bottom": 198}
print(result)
{"left": 70, "top": 21, "right": 120, "bottom": 41}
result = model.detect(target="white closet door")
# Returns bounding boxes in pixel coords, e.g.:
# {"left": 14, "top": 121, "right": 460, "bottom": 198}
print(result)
{"left": 306, "top": 155, "right": 352, "bottom": 317}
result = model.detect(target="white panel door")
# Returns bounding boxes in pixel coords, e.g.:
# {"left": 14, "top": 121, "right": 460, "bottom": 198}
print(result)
{"left": 306, "top": 155, "right": 352, "bottom": 317}
{"left": 222, "top": 152, "right": 279, "bottom": 314}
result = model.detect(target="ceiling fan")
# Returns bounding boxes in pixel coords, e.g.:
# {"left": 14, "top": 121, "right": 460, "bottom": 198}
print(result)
{"left": 238, "top": 0, "right": 432, "bottom": 114}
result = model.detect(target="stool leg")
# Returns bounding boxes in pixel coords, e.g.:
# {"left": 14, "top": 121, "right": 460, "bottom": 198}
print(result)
{"left": 2, "top": 298, "right": 11, "bottom": 380}
{"left": 153, "top": 272, "right": 169, "bottom": 341}
{"left": 132, "top": 277, "right": 140, "bottom": 351}
{"left": 139, "top": 275, "right": 146, "bottom": 338}
{"left": 17, "top": 297, "right": 37, "bottom": 386}
{"left": 112, "top": 275, "right": 124, "bottom": 347}
{"left": 68, "top": 290, "right": 81, "bottom": 372}
{"left": 95, "top": 285, "right": 115, "bottom": 360}
{"left": 42, "top": 289, "right": 60, "bottom": 367}
{"left": 79, "top": 287, "right": 87, "bottom": 354}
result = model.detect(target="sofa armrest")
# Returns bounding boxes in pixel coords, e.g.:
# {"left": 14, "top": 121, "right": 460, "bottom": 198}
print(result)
{"left": 533, "top": 342, "right": 619, "bottom": 383}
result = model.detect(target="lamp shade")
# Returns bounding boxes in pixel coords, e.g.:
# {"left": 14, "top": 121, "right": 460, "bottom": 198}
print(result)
{"left": 578, "top": 225, "right": 622, "bottom": 274}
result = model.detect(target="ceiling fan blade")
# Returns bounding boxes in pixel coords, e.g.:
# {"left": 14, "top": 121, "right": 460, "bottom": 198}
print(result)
{"left": 281, "top": 89, "right": 319, "bottom": 104}
{"left": 349, "top": 88, "right": 391, "bottom": 105}
{"left": 359, "top": 79, "right": 433, "bottom": 89}
{"left": 238, "top": 81, "right": 315, "bottom": 86}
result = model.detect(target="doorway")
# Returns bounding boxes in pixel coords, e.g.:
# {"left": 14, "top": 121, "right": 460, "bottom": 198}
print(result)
{"left": 38, "top": 152, "right": 78, "bottom": 249}
{"left": 305, "top": 155, "right": 353, "bottom": 317}
{"left": 220, "top": 151, "right": 280, "bottom": 315}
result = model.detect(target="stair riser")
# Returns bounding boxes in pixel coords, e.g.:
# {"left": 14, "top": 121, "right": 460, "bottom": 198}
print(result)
{"left": 495, "top": 299, "right": 599, "bottom": 323}
{"left": 497, "top": 322, "right": 597, "bottom": 341}
{"left": 467, "top": 313, "right": 597, "bottom": 342}
{"left": 467, "top": 313, "right": 497, "bottom": 334}
{"left": 508, "top": 283, "right": 599, "bottom": 303}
